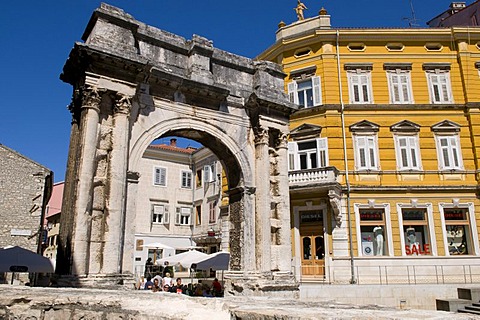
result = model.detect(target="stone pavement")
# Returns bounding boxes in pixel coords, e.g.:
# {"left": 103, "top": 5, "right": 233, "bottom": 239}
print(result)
{"left": 0, "top": 285, "right": 478, "bottom": 319}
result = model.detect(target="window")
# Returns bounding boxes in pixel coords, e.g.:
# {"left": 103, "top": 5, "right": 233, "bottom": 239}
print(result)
{"left": 181, "top": 171, "right": 192, "bottom": 189}
{"left": 358, "top": 208, "right": 387, "bottom": 256}
{"left": 195, "top": 205, "right": 201, "bottom": 225}
{"left": 353, "top": 135, "right": 379, "bottom": 170}
{"left": 347, "top": 70, "right": 372, "bottom": 104}
{"left": 443, "top": 208, "right": 472, "bottom": 255}
{"left": 152, "top": 204, "right": 169, "bottom": 224}
{"left": 204, "top": 164, "right": 215, "bottom": 183}
{"left": 424, "top": 64, "right": 453, "bottom": 103}
{"left": 175, "top": 207, "right": 192, "bottom": 225}
{"left": 209, "top": 201, "right": 217, "bottom": 224}
{"left": 287, "top": 76, "right": 322, "bottom": 108}
{"left": 401, "top": 208, "right": 431, "bottom": 256}
{"left": 387, "top": 70, "right": 413, "bottom": 104}
{"left": 196, "top": 169, "right": 202, "bottom": 188}
{"left": 394, "top": 135, "right": 421, "bottom": 170}
{"left": 435, "top": 135, "right": 463, "bottom": 170}
{"left": 153, "top": 167, "right": 166, "bottom": 186}
{"left": 287, "top": 138, "right": 328, "bottom": 171}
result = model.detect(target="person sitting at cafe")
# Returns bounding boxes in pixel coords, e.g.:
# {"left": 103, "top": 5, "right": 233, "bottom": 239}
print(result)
{"left": 162, "top": 272, "right": 173, "bottom": 288}
{"left": 170, "top": 277, "right": 186, "bottom": 294}
{"left": 144, "top": 276, "right": 154, "bottom": 290}
{"left": 212, "top": 278, "right": 223, "bottom": 297}
{"left": 152, "top": 278, "right": 161, "bottom": 292}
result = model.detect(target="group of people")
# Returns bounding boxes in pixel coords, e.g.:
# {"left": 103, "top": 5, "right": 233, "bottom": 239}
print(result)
{"left": 138, "top": 275, "right": 223, "bottom": 297}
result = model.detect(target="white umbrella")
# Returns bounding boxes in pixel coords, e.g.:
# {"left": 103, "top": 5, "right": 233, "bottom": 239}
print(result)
{"left": 156, "top": 250, "right": 208, "bottom": 268}
{"left": 191, "top": 251, "right": 230, "bottom": 271}
{"left": 0, "top": 246, "right": 54, "bottom": 273}
{"left": 144, "top": 242, "right": 174, "bottom": 250}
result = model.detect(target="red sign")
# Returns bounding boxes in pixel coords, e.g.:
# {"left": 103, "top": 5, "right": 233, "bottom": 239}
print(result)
{"left": 405, "top": 243, "right": 430, "bottom": 255}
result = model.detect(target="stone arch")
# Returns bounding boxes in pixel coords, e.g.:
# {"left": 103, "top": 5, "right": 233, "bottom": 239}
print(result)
{"left": 128, "top": 116, "right": 253, "bottom": 190}
{"left": 57, "top": 3, "right": 297, "bottom": 294}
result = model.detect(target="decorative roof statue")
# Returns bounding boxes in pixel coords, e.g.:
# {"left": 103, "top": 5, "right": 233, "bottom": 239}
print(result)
{"left": 295, "top": 0, "right": 308, "bottom": 21}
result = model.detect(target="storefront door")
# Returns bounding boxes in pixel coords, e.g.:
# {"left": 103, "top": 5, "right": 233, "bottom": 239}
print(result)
{"left": 300, "top": 225, "right": 325, "bottom": 277}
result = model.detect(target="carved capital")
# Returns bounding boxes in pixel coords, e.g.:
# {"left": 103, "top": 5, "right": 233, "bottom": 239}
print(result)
{"left": 254, "top": 126, "right": 269, "bottom": 145}
{"left": 114, "top": 93, "right": 132, "bottom": 115}
{"left": 80, "top": 87, "right": 103, "bottom": 112}
{"left": 277, "top": 132, "right": 289, "bottom": 149}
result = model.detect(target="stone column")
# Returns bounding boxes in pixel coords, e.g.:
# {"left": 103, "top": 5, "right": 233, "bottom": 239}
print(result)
{"left": 274, "top": 132, "right": 292, "bottom": 272}
{"left": 255, "top": 127, "right": 271, "bottom": 273}
{"left": 122, "top": 171, "right": 140, "bottom": 274}
{"left": 72, "top": 87, "right": 102, "bottom": 275}
{"left": 103, "top": 93, "right": 131, "bottom": 274}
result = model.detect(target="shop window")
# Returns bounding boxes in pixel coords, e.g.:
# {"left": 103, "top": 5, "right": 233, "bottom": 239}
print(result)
{"left": 443, "top": 208, "right": 472, "bottom": 255}
{"left": 401, "top": 208, "right": 431, "bottom": 256}
{"left": 287, "top": 138, "right": 328, "bottom": 171}
{"left": 358, "top": 208, "right": 387, "bottom": 256}
{"left": 153, "top": 167, "right": 166, "bottom": 186}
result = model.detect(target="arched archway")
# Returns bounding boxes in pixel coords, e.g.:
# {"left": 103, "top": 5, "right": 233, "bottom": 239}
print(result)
{"left": 57, "top": 3, "right": 297, "bottom": 294}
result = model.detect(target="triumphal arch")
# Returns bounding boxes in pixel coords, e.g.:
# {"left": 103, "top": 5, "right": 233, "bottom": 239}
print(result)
{"left": 57, "top": 4, "right": 297, "bottom": 294}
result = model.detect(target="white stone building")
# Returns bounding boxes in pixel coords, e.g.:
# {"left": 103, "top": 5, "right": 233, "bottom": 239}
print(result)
{"left": 133, "top": 138, "right": 224, "bottom": 276}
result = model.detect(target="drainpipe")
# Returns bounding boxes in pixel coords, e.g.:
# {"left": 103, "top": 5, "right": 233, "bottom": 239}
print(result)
{"left": 190, "top": 152, "right": 195, "bottom": 248}
{"left": 336, "top": 30, "right": 356, "bottom": 284}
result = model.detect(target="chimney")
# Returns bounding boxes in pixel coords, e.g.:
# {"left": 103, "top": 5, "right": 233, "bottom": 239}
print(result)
{"left": 450, "top": 2, "right": 466, "bottom": 13}
{"left": 170, "top": 138, "right": 177, "bottom": 147}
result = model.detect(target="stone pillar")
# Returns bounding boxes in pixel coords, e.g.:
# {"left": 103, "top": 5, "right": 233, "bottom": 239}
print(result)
{"left": 71, "top": 87, "right": 102, "bottom": 275}
{"left": 103, "top": 93, "right": 132, "bottom": 274}
{"left": 122, "top": 171, "right": 140, "bottom": 274}
{"left": 274, "top": 132, "right": 292, "bottom": 272}
{"left": 255, "top": 127, "right": 271, "bottom": 273}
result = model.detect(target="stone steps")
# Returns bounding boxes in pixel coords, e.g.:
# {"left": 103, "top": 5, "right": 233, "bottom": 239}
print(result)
{"left": 437, "top": 287, "right": 480, "bottom": 316}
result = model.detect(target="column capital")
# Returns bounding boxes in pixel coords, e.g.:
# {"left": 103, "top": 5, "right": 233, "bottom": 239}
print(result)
{"left": 254, "top": 126, "right": 269, "bottom": 145}
{"left": 277, "top": 132, "right": 289, "bottom": 149}
{"left": 114, "top": 92, "right": 132, "bottom": 115}
{"left": 80, "top": 87, "right": 104, "bottom": 111}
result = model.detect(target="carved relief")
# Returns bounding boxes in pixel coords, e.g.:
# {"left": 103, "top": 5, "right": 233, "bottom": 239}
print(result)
{"left": 328, "top": 190, "right": 342, "bottom": 227}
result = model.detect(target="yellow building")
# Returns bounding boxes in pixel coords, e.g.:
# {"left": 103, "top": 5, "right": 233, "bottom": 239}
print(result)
{"left": 259, "top": 8, "right": 480, "bottom": 284}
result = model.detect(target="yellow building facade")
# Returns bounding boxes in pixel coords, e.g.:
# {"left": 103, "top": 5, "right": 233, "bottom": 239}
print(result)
{"left": 259, "top": 10, "right": 480, "bottom": 284}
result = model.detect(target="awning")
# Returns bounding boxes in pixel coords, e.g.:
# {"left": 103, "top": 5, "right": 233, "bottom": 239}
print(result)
{"left": 191, "top": 251, "right": 230, "bottom": 271}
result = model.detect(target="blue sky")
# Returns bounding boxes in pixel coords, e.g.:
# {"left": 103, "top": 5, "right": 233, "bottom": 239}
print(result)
{"left": 0, "top": 0, "right": 462, "bottom": 182}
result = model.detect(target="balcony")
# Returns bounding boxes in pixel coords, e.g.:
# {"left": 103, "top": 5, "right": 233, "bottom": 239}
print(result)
{"left": 288, "top": 166, "right": 339, "bottom": 189}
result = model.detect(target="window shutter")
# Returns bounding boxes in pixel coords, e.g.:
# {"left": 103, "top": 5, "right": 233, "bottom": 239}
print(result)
{"left": 287, "top": 81, "right": 298, "bottom": 104}
{"left": 154, "top": 168, "right": 161, "bottom": 185}
{"left": 175, "top": 207, "right": 181, "bottom": 225}
{"left": 160, "top": 168, "right": 166, "bottom": 186}
{"left": 164, "top": 205, "right": 170, "bottom": 224}
{"left": 204, "top": 165, "right": 210, "bottom": 183}
{"left": 287, "top": 142, "right": 299, "bottom": 170}
{"left": 210, "top": 164, "right": 216, "bottom": 182}
{"left": 316, "top": 137, "right": 329, "bottom": 167}
{"left": 312, "top": 76, "right": 322, "bottom": 106}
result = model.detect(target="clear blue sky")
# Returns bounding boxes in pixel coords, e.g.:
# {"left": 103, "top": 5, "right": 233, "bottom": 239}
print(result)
{"left": 0, "top": 0, "right": 462, "bottom": 182}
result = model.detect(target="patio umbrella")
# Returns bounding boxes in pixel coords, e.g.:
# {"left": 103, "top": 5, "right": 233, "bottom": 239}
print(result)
{"left": 191, "top": 251, "right": 230, "bottom": 271}
{"left": 156, "top": 249, "right": 208, "bottom": 268}
{"left": 0, "top": 246, "right": 54, "bottom": 273}
{"left": 144, "top": 242, "right": 174, "bottom": 250}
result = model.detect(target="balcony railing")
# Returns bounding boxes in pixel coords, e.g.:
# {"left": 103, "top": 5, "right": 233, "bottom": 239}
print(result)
{"left": 289, "top": 166, "right": 338, "bottom": 187}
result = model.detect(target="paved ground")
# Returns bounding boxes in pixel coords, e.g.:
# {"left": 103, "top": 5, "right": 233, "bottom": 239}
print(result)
{"left": 0, "top": 285, "right": 478, "bottom": 319}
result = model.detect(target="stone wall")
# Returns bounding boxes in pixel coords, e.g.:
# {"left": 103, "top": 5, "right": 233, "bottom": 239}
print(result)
{"left": 0, "top": 145, "right": 51, "bottom": 251}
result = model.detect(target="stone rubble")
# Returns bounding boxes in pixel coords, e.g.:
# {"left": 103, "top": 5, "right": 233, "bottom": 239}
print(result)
{"left": 0, "top": 285, "right": 477, "bottom": 319}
